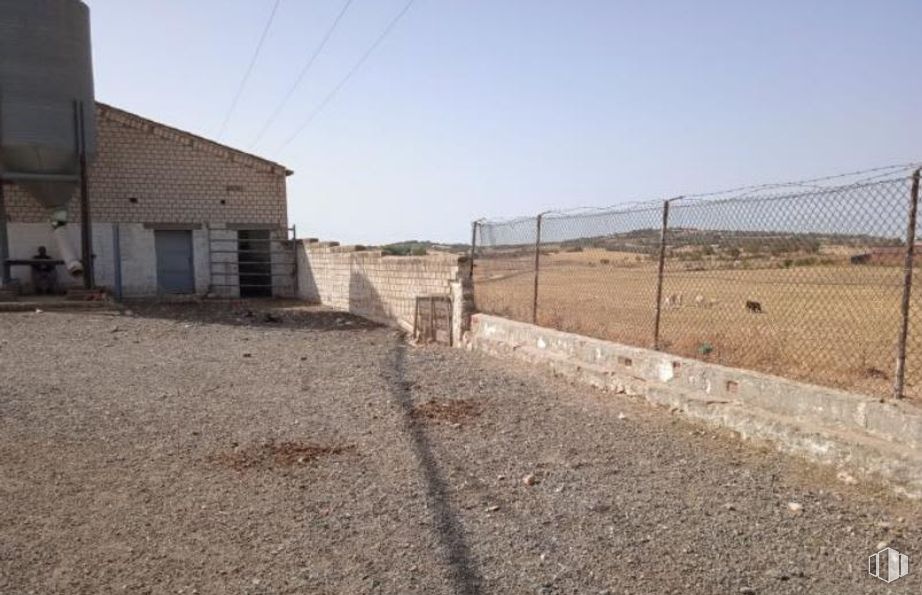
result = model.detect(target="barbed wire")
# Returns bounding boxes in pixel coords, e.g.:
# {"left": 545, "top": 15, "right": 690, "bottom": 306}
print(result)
{"left": 477, "top": 162, "right": 921, "bottom": 226}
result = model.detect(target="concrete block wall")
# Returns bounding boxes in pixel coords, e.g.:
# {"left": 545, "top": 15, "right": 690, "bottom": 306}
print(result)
{"left": 3, "top": 104, "right": 289, "bottom": 227}
{"left": 297, "top": 240, "right": 472, "bottom": 340}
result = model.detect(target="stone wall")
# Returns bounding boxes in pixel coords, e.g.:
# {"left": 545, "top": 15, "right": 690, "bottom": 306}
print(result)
{"left": 467, "top": 313, "right": 922, "bottom": 497}
{"left": 297, "top": 240, "right": 473, "bottom": 342}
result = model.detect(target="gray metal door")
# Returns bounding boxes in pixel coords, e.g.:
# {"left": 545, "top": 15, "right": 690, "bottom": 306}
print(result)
{"left": 155, "top": 230, "right": 194, "bottom": 294}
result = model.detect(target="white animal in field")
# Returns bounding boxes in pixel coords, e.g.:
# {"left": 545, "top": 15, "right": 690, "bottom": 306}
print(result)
{"left": 664, "top": 293, "right": 684, "bottom": 309}
{"left": 693, "top": 294, "right": 719, "bottom": 308}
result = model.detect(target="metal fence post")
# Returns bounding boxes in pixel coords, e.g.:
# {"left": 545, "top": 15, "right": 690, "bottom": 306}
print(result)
{"left": 893, "top": 168, "right": 921, "bottom": 399}
{"left": 0, "top": 177, "right": 9, "bottom": 286}
{"left": 653, "top": 198, "right": 680, "bottom": 350}
{"left": 532, "top": 213, "right": 544, "bottom": 325}
{"left": 468, "top": 220, "right": 478, "bottom": 281}
{"left": 76, "top": 100, "right": 94, "bottom": 289}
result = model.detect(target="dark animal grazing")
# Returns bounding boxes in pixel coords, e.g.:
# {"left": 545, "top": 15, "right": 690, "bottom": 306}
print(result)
{"left": 745, "top": 300, "right": 763, "bottom": 314}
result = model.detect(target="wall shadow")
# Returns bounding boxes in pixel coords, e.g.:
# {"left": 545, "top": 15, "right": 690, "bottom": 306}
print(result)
{"left": 387, "top": 338, "right": 483, "bottom": 595}
{"left": 122, "top": 299, "right": 381, "bottom": 332}
{"left": 351, "top": 267, "right": 482, "bottom": 594}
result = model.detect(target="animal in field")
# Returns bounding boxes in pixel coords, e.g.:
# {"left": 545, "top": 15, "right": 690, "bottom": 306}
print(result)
{"left": 745, "top": 300, "right": 763, "bottom": 314}
{"left": 694, "top": 294, "right": 718, "bottom": 308}
{"left": 664, "top": 293, "right": 683, "bottom": 309}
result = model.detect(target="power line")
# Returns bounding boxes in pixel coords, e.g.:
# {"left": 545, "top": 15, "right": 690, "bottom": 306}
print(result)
{"left": 216, "top": 0, "right": 282, "bottom": 140}
{"left": 249, "top": 0, "right": 356, "bottom": 150}
{"left": 278, "top": 0, "right": 417, "bottom": 152}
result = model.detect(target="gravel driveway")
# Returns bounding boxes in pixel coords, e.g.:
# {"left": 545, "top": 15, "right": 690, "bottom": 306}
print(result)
{"left": 1, "top": 301, "right": 920, "bottom": 594}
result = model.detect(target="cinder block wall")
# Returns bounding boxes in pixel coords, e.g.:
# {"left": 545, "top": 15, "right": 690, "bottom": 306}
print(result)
{"left": 297, "top": 240, "right": 473, "bottom": 341}
{"left": 4, "top": 103, "right": 288, "bottom": 226}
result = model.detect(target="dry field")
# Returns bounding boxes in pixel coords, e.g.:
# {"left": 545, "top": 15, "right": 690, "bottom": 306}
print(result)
{"left": 475, "top": 249, "right": 920, "bottom": 400}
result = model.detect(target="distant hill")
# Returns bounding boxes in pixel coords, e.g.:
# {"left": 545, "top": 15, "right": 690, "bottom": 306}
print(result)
{"left": 380, "top": 240, "right": 470, "bottom": 256}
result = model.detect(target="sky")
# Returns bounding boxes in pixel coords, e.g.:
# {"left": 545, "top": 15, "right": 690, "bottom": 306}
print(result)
{"left": 83, "top": 0, "right": 922, "bottom": 245}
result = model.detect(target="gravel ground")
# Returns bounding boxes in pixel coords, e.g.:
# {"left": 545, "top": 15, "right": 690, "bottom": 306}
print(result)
{"left": 1, "top": 301, "right": 921, "bottom": 594}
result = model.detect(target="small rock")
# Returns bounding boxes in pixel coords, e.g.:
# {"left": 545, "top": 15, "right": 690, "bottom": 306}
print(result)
{"left": 34, "top": 308, "right": 43, "bottom": 314}
{"left": 617, "top": 412, "right": 627, "bottom": 420}
{"left": 522, "top": 473, "right": 538, "bottom": 486}
{"left": 739, "top": 588, "right": 755, "bottom": 595}
{"left": 836, "top": 471, "right": 858, "bottom": 485}
{"left": 787, "top": 502, "right": 803, "bottom": 513}
{"left": 877, "top": 540, "right": 889, "bottom": 550}
{"left": 485, "top": 505, "right": 500, "bottom": 512}
{"left": 243, "top": 353, "right": 252, "bottom": 358}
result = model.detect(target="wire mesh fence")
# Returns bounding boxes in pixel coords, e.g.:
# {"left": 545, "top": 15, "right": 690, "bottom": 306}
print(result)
{"left": 473, "top": 169, "right": 922, "bottom": 400}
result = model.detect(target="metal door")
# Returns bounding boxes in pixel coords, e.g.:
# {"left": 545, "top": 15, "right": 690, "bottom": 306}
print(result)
{"left": 155, "top": 230, "right": 194, "bottom": 294}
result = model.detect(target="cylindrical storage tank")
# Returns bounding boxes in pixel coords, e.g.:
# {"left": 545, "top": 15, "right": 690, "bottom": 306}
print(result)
{"left": 0, "top": 0, "right": 96, "bottom": 209}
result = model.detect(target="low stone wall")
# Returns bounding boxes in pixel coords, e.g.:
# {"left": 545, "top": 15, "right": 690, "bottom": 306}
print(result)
{"left": 297, "top": 240, "right": 472, "bottom": 342}
{"left": 467, "top": 313, "right": 922, "bottom": 497}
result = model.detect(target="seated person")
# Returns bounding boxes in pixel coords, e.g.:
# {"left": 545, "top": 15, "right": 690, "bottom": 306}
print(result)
{"left": 31, "top": 246, "right": 58, "bottom": 295}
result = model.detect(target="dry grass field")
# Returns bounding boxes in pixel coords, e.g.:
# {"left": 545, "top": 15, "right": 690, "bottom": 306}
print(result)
{"left": 475, "top": 248, "right": 921, "bottom": 400}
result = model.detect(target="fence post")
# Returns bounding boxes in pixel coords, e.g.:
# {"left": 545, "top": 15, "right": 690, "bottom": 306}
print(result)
{"left": 532, "top": 213, "right": 544, "bottom": 325}
{"left": 893, "top": 168, "right": 921, "bottom": 399}
{"left": 0, "top": 177, "right": 9, "bottom": 286}
{"left": 652, "top": 198, "right": 679, "bottom": 350}
{"left": 468, "top": 220, "right": 478, "bottom": 281}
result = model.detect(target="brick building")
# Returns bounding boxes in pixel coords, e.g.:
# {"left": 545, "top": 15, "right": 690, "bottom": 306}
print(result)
{"left": 2, "top": 103, "right": 295, "bottom": 297}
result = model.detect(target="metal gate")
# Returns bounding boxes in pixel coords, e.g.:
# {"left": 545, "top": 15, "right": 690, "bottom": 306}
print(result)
{"left": 207, "top": 226, "right": 297, "bottom": 298}
{"left": 155, "top": 229, "right": 194, "bottom": 294}
{"left": 414, "top": 296, "right": 453, "bottom": 345}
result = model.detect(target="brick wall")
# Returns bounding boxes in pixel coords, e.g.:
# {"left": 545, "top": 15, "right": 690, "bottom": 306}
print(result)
{"left": 4, "top": 103, "right": 289, "bottom": 226}
{"left": 297, "top": 240, "right": 473, "bottom": 342}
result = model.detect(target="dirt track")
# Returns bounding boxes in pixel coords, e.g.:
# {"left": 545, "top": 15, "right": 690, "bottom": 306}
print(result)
{"left": 1, "top": 301, "right": 920, "bottom": 594}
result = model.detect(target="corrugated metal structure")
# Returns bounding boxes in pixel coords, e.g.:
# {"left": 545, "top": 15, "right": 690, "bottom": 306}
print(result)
{"left": 0, "top": 0, "right": 97, "bottom": 285}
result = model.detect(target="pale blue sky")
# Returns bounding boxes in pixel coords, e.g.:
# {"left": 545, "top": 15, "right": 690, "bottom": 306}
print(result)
{"left": 84, "top": 0, "right": 922, "bottom": 244}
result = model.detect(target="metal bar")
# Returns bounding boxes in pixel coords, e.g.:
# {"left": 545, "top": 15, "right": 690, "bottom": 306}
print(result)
{"left": 213, "top": 238, "right": 282, "bottom": 244}
{"left": 113, "top": 223, "right": 123, "bottom": 301}
{"left": 209, "top": 249, "right": 296, "bottom": 255}
{"left": 652, "top": 199, "right": 673, "bottom": 350}
{"left": 448, "top": 292, "right": 454, "bottom": 347}
{"left": 468, "top": 220, "right": 478, "bottom": 281}
{"left": 429, "top": 296, "right": 436, "bottom": 343}
{"left": 893, "top": 168, "right": 921, "bottom": 399}
{"left": 413, "top": 297, "right": 420, "bottom": 341}
{"left": 210, "top": 283, "right": 279, "bottom": 288}
{"left": 208, "top": 270, "right": 295, "bottom": 277}
{"left": 0, "top": 176, "right": 10, "bottom": 285}
{"left": 0, "top": 172, "right": 80, "bottom": 183}
{"left": 291, "top": 227, "right": 299, "bottom": 298}
{"left": 532, "top": 214, "right": 544, "bottom": 325}
{"left": 77, "top": 101, "right": 94, "bottom": 289}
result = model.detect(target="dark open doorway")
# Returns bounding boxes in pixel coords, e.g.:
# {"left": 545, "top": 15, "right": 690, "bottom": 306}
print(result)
{"left": 238, "top": 229, "right": 272, "bottom": 297}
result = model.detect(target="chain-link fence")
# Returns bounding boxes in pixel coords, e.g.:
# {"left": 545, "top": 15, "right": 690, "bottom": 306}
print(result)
{"left": 472, "top": 169, "right": 922, "bottom": 400}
